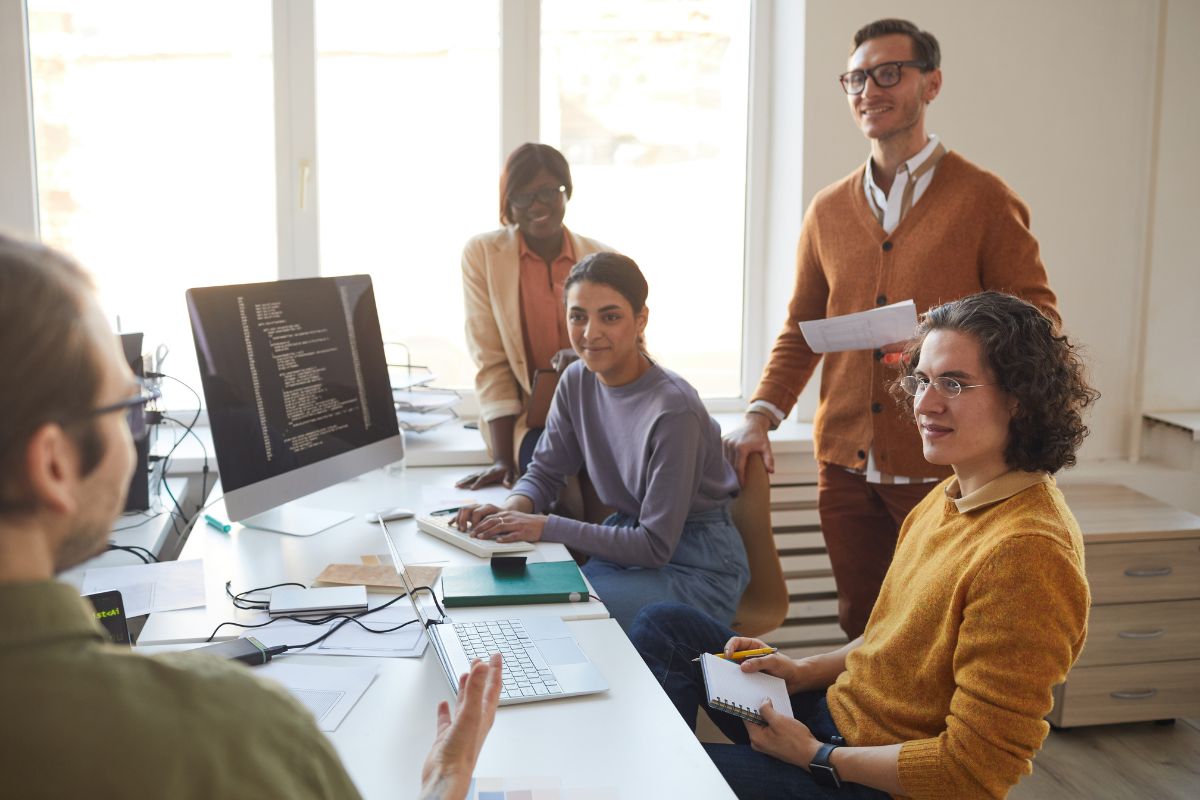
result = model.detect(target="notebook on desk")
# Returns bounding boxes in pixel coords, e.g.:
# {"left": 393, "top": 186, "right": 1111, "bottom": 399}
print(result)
{"left": 441, "top": 560, "right": 589, "bottom": 608}
{"left": 379, "top": 520, "right": 607, "bottom": 705}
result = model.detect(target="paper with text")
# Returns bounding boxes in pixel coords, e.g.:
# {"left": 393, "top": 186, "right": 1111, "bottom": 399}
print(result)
{"left": 799, "top": 299, "right": 918, "bottom": 353}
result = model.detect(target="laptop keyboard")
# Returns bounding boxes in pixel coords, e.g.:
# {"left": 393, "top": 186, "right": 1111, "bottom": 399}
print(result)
{"left": 453, "top": 619, "right": 564, "bottom": 700}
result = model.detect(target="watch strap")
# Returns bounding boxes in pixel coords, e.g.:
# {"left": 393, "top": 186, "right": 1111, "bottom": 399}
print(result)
{"left": 809, "top": 742, "right": 842, "bottom": 788}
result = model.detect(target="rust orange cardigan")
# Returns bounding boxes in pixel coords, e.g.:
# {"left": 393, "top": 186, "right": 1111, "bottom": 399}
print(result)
{"left": 753, "top": 151, "right": 1060, "bottom": 478}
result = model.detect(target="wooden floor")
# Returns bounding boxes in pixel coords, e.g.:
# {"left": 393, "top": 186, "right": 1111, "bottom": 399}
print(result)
{"left": 1011, "top": 717, "right": 1200, "bottom": 799}
{"left": 696, "top": 715, "right": 1200, "bottom": 797}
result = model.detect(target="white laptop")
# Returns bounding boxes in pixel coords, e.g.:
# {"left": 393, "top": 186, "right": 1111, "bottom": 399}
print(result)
{"left": 379, "top": 520, "right": 607, "bottom": 705}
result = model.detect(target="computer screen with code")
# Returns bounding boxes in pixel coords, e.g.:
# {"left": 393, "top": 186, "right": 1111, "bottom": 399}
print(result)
{"left": 187, "top": 275, "right": 399, "bottom": 502}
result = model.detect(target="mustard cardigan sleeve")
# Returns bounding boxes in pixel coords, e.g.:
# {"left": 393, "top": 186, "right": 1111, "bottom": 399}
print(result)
{"left": 461, "top": 234, "right": 523, "bottom": 423}
{"left": 896, "top": 534, "right": 1089, "bottom": 799}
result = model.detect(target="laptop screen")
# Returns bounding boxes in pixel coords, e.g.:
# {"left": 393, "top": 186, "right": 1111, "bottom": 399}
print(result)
{"left": 377, "top": 519, "right": 431, "bottom": 628}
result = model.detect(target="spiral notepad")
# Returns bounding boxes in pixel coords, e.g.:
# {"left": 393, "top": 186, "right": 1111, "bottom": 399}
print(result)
{"left": 699, "top": 653, "right": 794, "bottom": 725}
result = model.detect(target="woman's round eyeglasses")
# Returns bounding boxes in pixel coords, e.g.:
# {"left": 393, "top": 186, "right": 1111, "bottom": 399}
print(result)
{"left": 899, "top": 375, "right": 994, "bottom": 399}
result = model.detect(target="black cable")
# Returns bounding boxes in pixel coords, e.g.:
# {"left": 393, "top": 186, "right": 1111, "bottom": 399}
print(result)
{"left": 162, "top": 412, "right": 210, "bottom": 515}
{"left": 225, "top": 580, "right": 307, "bottom": 610}
{"left": 207, "top": 584, "right": 441, "bottom": 650}
{"left": 106, "top": 543, "right": 155, "bottom": 564}
{"left": 148, "top": 373, "right": 207, "bottom": 526}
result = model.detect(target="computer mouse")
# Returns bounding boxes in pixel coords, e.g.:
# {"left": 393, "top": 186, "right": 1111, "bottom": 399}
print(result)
{"left": 366, "top": 507, "right": 415, "bottom": 523}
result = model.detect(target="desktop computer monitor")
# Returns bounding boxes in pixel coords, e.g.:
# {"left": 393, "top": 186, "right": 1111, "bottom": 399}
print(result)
{"left": 186, "top": 275, "right": 403, "bottom": 536}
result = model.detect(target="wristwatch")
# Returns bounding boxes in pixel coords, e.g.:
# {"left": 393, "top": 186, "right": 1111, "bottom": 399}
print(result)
{"left": 809, "top": 742, "right": 842, "bottom": 788}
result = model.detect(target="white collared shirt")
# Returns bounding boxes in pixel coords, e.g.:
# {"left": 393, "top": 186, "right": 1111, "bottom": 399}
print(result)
{"left": 864, "top": 134, "right": 942, "bottom": 234}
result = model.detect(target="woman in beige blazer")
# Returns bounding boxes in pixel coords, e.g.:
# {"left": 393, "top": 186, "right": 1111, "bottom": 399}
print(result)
{"left": 458, "top": 143, "right": 610, "bottom": 489}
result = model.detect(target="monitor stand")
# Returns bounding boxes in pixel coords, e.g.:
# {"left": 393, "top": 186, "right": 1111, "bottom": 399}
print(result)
{"left": 240, "top": 504, "right": 354, "bottom": 537}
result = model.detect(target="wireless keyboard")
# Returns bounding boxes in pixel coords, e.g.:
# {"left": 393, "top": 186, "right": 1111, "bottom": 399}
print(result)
{"left": 416, "top": 514, "right": 536, "bottom": 558}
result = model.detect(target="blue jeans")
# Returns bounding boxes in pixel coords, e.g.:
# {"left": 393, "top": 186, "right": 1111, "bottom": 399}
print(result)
{"left": 583, "top": 506, "right": 749, "bottom": 631}
{"left": 629, "top": 603, "right": 891, "bottom": 800}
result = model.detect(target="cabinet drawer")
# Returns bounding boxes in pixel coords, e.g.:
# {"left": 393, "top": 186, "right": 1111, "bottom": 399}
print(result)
{"left": 1048, "top": 659, "right": 1200, "bottom": 727}
{"left": 1085, "top": 538, "right": 1200, "bottom": 604}
{"left": 1076, "top": 599, "right": 1200, "bottom": 667}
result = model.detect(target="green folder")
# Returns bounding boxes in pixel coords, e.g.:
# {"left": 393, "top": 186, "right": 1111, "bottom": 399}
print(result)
{"left": 441, "top": 560, "right": 589, "bottom": 607}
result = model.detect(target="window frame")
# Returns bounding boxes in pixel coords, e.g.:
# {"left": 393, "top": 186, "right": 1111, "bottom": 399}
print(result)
{"left": 2, "top": 0, "right": 772, "bottom": 414}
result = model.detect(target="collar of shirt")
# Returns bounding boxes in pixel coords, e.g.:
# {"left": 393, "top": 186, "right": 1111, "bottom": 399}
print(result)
{"left": 864, "top": 133, "right": 942, "bottom": 218}
{"left": 518, "top": 226, "right": 576, "bottom": 266}
{"left": 945, "top": 469, "right": 1053, "bottom": 513}
{"left": 0, "top": 580, "right": 107, "bottom": 650}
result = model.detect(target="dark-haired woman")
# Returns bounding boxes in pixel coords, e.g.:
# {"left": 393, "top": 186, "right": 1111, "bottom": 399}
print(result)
{"left": 455, "top": 253, "right": 749, "bottom": 631}
{"left": 629, "top": 292, "right": 1099, "bottom": 799}
{"left": 458, "top": 143, "right": 611, "bottom": 490}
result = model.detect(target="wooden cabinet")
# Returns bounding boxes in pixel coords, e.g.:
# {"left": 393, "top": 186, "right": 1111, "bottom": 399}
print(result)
{"left": 1049, "top": 483, "right": 1200, "bottom": 727}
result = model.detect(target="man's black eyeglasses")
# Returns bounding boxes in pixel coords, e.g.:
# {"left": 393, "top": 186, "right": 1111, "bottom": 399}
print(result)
{"left": 80, "top": 379, "right": 161, "bottom": 440}
{"left": 508, "top": 185, "right": 566, "bottom": 210}
{"left": 839, "top": 61, "right": 928, "bottom": 95}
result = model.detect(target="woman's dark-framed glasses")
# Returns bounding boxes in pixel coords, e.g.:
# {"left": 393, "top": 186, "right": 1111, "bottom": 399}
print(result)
{"left": 83, "top": 379, "right": 161, "bottom": 440}
{"left": 899, "top": 375, "right": 993, "bottom": 399}
{"left": 839, "top": 60, "right": 927, "bottom": 95}
{"left": 508, "top": 185, "right": 566, "bottom": 210}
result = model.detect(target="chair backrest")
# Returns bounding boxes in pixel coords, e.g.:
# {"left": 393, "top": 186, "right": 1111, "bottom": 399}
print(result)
{"left": 729, "top": 452, "right": 788, "bottom": 637}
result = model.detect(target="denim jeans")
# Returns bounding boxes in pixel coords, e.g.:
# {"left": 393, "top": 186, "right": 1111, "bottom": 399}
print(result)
{"left": 629, "top": 602, "right": 891, "bottom": 800}
{"left": 583, "top": 505, "right": 749, "bottom": 631}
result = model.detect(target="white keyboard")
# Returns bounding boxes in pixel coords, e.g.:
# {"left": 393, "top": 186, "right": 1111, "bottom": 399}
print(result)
{"left": 416, "top": 514, "right": 535, "bottom": 558}
{"left": 453, "top": 620, "right": 563, "bottom": 700}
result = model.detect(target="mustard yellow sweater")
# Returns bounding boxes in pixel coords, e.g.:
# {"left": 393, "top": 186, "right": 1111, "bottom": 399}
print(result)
{"left": 826, "top": 471, "right": 1090, "bottom": 799}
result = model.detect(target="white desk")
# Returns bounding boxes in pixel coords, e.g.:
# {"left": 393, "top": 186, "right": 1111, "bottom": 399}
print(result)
{"left": 139, "top": 466, "right": 607, "bottom": 644}
{"left": 138, "top": 466, "right": 736, "bottom": 799}
{"left": 140, "top": 619, "right": 735, "bottom": 799}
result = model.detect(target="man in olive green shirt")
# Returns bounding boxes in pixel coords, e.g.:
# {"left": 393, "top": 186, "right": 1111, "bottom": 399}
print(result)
{"left": 0, "top": 235, "right": 501, "bottom": 800}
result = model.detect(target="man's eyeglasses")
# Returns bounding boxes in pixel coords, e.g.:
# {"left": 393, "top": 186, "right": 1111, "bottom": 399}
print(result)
{"left": 508, "top": 185, "right": 566, "bottom": 210}
{"left": 81, "top": 379, "right": 161, "bottom": 440}
{"left": 839, "top": 61, "right": 928, "bottom": 95}
{"left": 899, "top": 375, "right": 994, "bottom": 399}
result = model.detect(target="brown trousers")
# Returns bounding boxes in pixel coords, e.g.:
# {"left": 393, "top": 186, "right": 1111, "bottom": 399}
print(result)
{"left": 818, "top": 462, "right": 938, "bottom": 639}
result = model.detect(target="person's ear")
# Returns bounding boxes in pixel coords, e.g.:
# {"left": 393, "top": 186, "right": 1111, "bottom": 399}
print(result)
{"left": 637, "top": 305, "right": 649, "bottom": 335}
{"left": 23, "top": 423, "right": 81, "bottom": 516}
{"left": 923, "top": 68, "right": 942, "bottom": 104}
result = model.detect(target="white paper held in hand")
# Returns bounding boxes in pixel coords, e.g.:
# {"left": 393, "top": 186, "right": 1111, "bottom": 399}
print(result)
{"left": 798, "top": 299, "right": 918, "bottom": 353}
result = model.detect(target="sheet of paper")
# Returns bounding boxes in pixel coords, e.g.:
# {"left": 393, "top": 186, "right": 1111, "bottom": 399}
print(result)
{"left": 469, "top": 777, "right": 617, "bottom": 799}
{"left": 81, "top": 559, "right": 205, "bottom": 617}
{"left": 420, "top": 481, "right": 511, "bottom": 512}
{"left": 392, "top": 390, "right": 459, "bottom": 412}
{"left": 798, "top": 299, "right": 918, "bottom": 353}
{"left": 255, "top": 662, "right": 378, "bottom": 732}
{"left": 242, "top": 599, "right": 427, "bottom": 658}
{"left": 397, "top": 410, "right": 456, "bottom": 432}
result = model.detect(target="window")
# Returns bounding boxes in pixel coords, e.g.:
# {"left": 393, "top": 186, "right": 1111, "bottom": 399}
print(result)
{"left": 541, "top": 0, "right": 750, "bottom": 397}
{"left": 27, "top": 0, "right": 277, "bottom": 398}
{"left": 16, "top": 0, "right": 758, "bottom": 407}
{"left": 315, "top": 0, "right": 500, "bottom": 389}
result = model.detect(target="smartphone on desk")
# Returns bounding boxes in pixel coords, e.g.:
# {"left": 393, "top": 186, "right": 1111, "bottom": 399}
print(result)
{"left": 84, "top": 590, "right": 131, "bottom": 646}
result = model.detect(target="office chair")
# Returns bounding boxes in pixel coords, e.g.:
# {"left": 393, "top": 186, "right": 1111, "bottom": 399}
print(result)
{"left": 729, "top": 452, "right": 788, "bottom": 637}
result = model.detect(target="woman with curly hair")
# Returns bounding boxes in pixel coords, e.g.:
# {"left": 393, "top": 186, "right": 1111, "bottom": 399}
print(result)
{"left": 629, "top": 292, "right": 1100, "bottom": 799}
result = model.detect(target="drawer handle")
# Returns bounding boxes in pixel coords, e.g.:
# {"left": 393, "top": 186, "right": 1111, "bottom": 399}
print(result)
{"left": 1123, "top": 566, "right": 1172, "bottom": 578}
{"left": 1117, "top": 628, "right": 1166, "bottom": 640}
{"left": 1110, "top": 689, "right": 1158, "bottom": 700}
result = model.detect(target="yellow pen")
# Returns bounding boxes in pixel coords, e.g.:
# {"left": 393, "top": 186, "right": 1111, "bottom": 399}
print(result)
{"left": 691, "top": 646, "right": 777, "bottom": 662}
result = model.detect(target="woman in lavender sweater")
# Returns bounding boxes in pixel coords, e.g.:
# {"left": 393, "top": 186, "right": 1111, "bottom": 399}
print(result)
{"left": 455, "top": 252, "right": 749, "bottom": 630}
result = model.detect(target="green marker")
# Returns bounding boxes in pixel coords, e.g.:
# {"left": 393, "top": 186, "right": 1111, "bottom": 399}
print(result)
{"left": 204, "top": 514, "right": 231, "bottom": 533}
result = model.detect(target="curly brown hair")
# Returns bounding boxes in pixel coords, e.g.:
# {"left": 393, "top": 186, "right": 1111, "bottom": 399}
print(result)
{"left": 890, "top": 292, "right": 1100, "bottom": 474}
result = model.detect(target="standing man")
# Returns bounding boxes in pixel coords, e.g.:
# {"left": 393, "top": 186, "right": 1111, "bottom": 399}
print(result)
{"left": 725, "top": 19, "right": 1059, "bottom": 639}
{"left": 0, "top": 234, "right": 501, "bottom": 800}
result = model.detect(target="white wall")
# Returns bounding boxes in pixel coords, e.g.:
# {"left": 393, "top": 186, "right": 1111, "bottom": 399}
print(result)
{"left": 766, "top": 0, "right": 1192, "bottom": 461}
{"left": 1142, "top": 0, "right": 1200, "bottom": 412}
{"left": 0, "top": 0, "right": 37, "bottom": 237}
